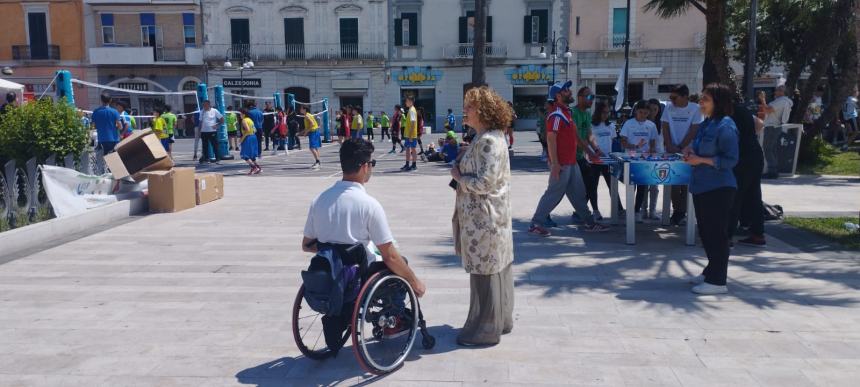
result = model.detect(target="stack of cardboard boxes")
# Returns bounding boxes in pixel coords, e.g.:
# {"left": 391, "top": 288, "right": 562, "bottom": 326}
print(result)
{"left": 105, "top": 129, "right": 224, "bottom": 213}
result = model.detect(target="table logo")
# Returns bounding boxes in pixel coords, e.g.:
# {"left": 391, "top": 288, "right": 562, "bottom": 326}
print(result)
{"left": 652, "top": 163, "right": 671, "bottom": 183}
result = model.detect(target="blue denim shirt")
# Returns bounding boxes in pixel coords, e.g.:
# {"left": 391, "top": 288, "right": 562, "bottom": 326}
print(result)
{"left": 689, "top": 116, "right": 739, "bottom": 195}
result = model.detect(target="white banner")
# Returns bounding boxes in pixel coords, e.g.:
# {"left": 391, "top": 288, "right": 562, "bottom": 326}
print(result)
{"left": 41, "top": 165, "right": 147, "bottom": 218}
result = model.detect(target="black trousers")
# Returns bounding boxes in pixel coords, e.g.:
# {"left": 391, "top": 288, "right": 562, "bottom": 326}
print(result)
{"left": 367, "top": 127, "right": 374, "bottom": 140}
{"left": 671, "top": 185, "right": 688, "bottom": 219}
{"left": 577, "top": 158, "right": 597, "bottom": 211}
{"left": 762, "top": 126, "right": 782, "bottom": 176}
{"left": 381, "top": 127, "right": 390, "bottom": 140}
{"left": 729, "top": 159, "right": 765, "bottom": 237}
{"left": 693, "top": 187, "right": 736, "bottom": 286}
{"left": 588, "top": 164, "right": 623, "bottom": 212}
{"left": 200, "top": 131, "right": 219, "bottom": 161}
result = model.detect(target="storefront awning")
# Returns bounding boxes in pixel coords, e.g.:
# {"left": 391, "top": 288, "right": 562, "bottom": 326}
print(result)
{"left": 580, "top": 67, "right": 663, "bottom": 80}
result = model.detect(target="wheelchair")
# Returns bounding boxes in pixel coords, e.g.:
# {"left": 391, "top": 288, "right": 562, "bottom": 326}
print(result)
{"left": 292, "top": 244, "right": 435, "bottom": 375}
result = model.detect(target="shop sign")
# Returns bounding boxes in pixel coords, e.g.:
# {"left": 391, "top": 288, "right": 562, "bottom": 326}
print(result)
{"left": 223, "top": 78, "right": 261, "bottom": 88}
{"left": 394, "top": 66, "right": 442, "bottom": 86}
{"left": 117, "top": 82, "right": 149, "bottom": 91}
{"left": 506, "top": 65, "right": 553, "bottom": 85}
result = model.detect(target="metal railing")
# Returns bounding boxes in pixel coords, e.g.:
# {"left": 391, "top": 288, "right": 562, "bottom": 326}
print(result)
{"left": 156, "top": 47, "right": 186, "bottom": 62}
{"left": 1, "top": 151, "right": 107, "bottom": 229}
{"left": 442, "top": 43, "right": 508, "bottom": 59}
{"left": 205, "top": 43, "right": 386, "bottom": 62}
{"left": 599, "top": 34, "right": 644, "bottom": 50}
{"left": 11, "top": 45, "right": 61, "bottom": 60}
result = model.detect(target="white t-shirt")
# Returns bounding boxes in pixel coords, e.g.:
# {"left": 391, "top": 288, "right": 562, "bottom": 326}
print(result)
{"left": 199, "top": 108, "right": 224, "bottom": 133}
{"left": 303, "top": 181, "right": 394, "bottom": 260}
{"left": 764, "top": 96, "right": 793, "bottom": 127}
{"left": 660, "top": 102, "right": 703, "bottom": 146}
{"left": 843, "top": 96, "right": 858, "bottom": 120}
{"left": 620, "top": 119, "right": 659, "bottom": 153}
{"left": 591, "top": 122, "right": 616, "bottom": 155}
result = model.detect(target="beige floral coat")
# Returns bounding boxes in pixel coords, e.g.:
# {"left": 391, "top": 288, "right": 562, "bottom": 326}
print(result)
{"left": 453, "top": 130, "right": 514, "bottom": 275}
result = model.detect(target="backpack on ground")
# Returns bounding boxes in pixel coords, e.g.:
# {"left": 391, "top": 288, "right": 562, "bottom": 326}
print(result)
{"left": 763, "top": 202, "right": 784, "bottom": 221}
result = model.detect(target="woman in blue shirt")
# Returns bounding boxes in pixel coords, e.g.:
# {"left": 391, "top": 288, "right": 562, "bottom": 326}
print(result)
{"left": 683, "top": 83, "right": 739, "bottom": 295}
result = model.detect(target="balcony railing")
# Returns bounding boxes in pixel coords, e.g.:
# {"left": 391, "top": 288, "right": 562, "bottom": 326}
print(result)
{"left": 600, "top": 34, "right": 644, "bottom": 51}
{"left": 442, "top": 43, "right": 508, "bottom": 60}
{"left": 156, "top": 47, "right": 186, "bottom": 62}
{"left": 205, "top": 43, "right": 385, "bottom": 62}
{"left": 12, "top": 45, "right": 60, "bottom": 60}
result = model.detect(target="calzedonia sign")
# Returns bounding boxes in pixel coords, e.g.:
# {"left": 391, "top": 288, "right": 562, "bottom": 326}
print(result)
{"left": 223, "top": 78, "right": 261, "bottom": 88}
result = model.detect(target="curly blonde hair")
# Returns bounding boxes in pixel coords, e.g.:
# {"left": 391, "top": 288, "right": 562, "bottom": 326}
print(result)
{"left": 464, "top": 86, "right": 514, "bottom": 131}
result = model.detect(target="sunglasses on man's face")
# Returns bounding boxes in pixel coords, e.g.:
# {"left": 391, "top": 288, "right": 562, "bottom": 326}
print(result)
{"left": 585, "top": 94, "right": 595, "bottom": 101}
{"left": 363, "top": 159, "right": 377, "bottom": 168}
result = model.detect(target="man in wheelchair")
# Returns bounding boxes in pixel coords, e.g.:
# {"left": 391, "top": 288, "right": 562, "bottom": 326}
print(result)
{"left": 301, "top": 138, "right": 427, "bottom": 348}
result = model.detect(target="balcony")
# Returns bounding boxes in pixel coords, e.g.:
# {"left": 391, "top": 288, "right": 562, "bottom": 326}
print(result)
{"left": 600, "top": 34, "right": 644, "bottom": 51}
{"left": 204, "top": 43, "right": 385, "bottom": 63}
{"left": 88, "top": 46, "right": 203, "bottom": 65}
{"left": 442, "top": 43, "right": 508, "bottom": 60}
{"left": 12, "top": 45, "right": 60, "bottom": 61}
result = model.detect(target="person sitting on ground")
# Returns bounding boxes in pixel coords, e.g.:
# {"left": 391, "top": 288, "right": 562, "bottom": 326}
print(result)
{"left": 301, "top": 138, "right": 426, "bottom": 338}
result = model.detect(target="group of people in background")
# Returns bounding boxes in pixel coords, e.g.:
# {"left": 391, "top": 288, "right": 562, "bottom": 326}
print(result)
{"left": 526, "top": 79, "right": 776, "bottom": 295}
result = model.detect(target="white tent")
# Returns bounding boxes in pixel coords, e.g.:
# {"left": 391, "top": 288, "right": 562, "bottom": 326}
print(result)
{"left": 0, "top": 78, "right": 25, "bottom": 103}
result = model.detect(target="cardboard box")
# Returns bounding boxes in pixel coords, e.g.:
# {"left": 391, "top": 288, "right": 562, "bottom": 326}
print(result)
{"left": 105, "top": 129, "right": 174, "bottom": 182}
{"left": 145, "top": 167, "right": 196, "bottom": 213}
{"left": 195, "top": 173, "right": 224, "bottom": 205}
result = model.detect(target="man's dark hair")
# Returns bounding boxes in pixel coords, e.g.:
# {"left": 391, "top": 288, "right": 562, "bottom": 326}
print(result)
{"left": 577, "top": 86, "right": 591, "bottom": 97}
{"left": 164, "top": 104, "right": 172, "bottom": 112}
{"left": 405, "top": 96, "right": 414, "bottom": 102}
{"left": 395, "top": 104, "right": 401, "bottom": 109}
{"left": 227, "top": 105, "right": 233, "bottom": 110}
{"left": 702, "top": 83, "right": 735, "bottom": 120}
{"left": 340, "top": 138, "right": 375, "bottom": 174}
{"left": 100, "top": 93, "right": 112, "bottom": 104}
{"left": 5, "top": 92, "right": 15, "bottom": 103}
{"left": 671, "top": 84, "right": 690, "bottom": 97}
{"left": 633, "top": 100, "right": 650, "bottom": 112}
{"left": 447, "top": 108, "right": 452, "bottom": 113}
{"left": 202, "top": 99, "right": 211, "bottom": 104}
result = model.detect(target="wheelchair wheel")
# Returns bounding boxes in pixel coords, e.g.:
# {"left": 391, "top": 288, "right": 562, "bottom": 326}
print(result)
{"left": 292, "top": 284, "right": 349, "bottom": 360}
{"left": 351, "top": 272, "right": 420, "bottom": 375}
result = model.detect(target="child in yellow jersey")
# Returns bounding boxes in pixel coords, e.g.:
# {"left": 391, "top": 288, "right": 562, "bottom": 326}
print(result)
{"left": 151, "top": 107, "right": 170, "bottom": 153}
{"left": 239, "top": 109, "right": 261, "bottom": 174}
{"left": 300, "top": 105, "right": 322, "bottom": 168}
{"left": 401, "top": 96, "right": 419, "bottom": 171}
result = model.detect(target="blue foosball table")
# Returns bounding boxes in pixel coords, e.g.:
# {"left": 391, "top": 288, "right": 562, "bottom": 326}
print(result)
{"left": 593, "top": 153, "right": 697, "bottom": 245}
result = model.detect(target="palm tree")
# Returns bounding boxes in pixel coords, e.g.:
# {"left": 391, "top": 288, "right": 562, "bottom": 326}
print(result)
{"left": 644, "top": 0, "right": 733, "bottom": 88}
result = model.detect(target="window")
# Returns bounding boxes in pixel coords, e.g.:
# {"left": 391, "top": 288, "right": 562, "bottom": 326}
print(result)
{"left": 339, "top": 18, "right": 359, "bottom": 58}
{"left": 459, "top": 12, "right": 492, "bottom": 44}
{"left": 576, "top": 16, "right": 580, "bottom": 36}
{"left": 523, "top": 9, "right": 547, "bottom": 44}
{"left": 613, "top": 8, "right": 628, "bottom": 36}
{"left": 284, "top": 18, "right": 305, "bottom": 59}
{"left": 230, "top": 18, "right": 250, "bottom": 59}
{"left": 182, "top": 13, "right": 195, "bottom": 47}
{"left": 394, "top": 12, "right": 418, "bottom": 47}
{"left": 101, "top": 14, "right": 115, "bottom": 45}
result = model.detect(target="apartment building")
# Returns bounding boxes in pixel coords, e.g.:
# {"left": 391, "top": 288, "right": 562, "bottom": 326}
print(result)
{"left": 0, "top": 0, "right": 90, "bottom": 103}
{"left": 202, "top": 0, "right": 388, "bottom": 115}
{"left": 570, "top": 0, "right": 706, "bottom": 105}
{"left": 84, "top": 0, "right": 205, "bottom": 114}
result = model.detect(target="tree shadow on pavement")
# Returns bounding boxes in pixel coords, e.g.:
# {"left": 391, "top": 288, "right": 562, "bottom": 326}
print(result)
{"left": 235, "top": 324, "right": 460, "bottom": 386}
{"left": 423, "top": 217, "right": 860, "bottom": 314}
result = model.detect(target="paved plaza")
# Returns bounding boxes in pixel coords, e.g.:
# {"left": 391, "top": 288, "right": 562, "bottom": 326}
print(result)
{"left": 1, "top": 137, "right": 859, "bottom": 386}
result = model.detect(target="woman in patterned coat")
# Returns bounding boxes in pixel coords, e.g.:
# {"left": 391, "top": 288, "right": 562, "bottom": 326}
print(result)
{"left": 449, "top": 86, "right": 515, "bottom": 346}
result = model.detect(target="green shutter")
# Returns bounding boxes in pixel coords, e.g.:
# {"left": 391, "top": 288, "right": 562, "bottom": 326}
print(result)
{"left": 613, "top": 8, "right": 628, "bottom": 36}
{"left": 394, "top": 18, "right": 402, "bottom": 46}
{"left": 523, "top": 15, "right": 532, "bottom": 43}
{"left": 536, "top": 10, "right": 548, "bottom": 43}
{"left": 486, "top": 16, "right": 492, "bottom": 43}
{"left": 407, "top": 14, "right": 418, "bottom": 46}
{"left": 458, "top": 16, "right": 467, "bottom": 43}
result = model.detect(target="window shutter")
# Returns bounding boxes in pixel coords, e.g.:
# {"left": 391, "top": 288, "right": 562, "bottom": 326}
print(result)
{"left": 523, "top": 15, "right": 532, "bottom": 43}
{"left": 486, "top": 16, "right": 493, "bottom": 43}
{"left": 458, "top": 16, "right": 467, "bottom": 43}
{"left": 394, "top": 18, "right": 403, "bottom": 46}
{"left": 408, "top": 14, "right": 418, "bottom": 46}
{"left": 536, "top": 10, "right": 549, "bottom": 43}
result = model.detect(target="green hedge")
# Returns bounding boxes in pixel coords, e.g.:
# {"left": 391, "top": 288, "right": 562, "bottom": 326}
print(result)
{"left": 0, "top": 98, "right": 88, "bottom": 164}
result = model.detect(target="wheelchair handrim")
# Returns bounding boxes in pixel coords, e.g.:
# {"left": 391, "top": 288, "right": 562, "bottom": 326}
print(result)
{"left": 292, "top": 284, "right": 348, "bottom": 360}
{"left": 352, "top": 273, "right": 419, "bottom": 374}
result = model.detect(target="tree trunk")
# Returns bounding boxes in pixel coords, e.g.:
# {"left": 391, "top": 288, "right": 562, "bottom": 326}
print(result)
{"left": 471, "top": 0, "right": 488, "bottom": 87}
{"left": 702, "top": 0, "right": 734, "bottom": 88}
{"left": 813, "top": 19, "right": 858, "bottom": 135}
{"left": 795, "top": 0, "right": 857, "bottom": 125}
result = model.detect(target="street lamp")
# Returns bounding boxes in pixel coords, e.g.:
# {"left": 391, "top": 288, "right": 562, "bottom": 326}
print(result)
{"left": 224, "top": 47, "right": 254, "bottom": 98}
{"left": 537, "top": 31, "right": 573, "bottom": 84}
{"left": 1, "top": 66, "right": 12, "bottom": 76}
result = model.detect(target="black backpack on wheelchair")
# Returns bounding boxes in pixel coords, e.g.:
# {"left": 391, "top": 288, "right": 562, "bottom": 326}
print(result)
{"left": 300, "top": 241, "right": 367, "bottom": 354}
